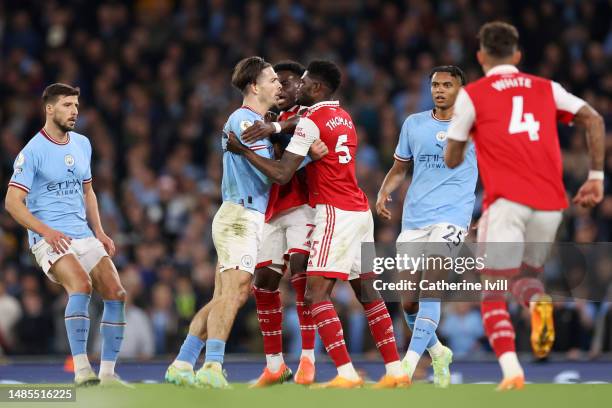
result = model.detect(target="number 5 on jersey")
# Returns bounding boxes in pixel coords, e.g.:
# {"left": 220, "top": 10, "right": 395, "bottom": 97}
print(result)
{"left": 335, "top": 134, "right": 352, "bottom": 164}
{"left": 509, "top": 96, "right": 540, "bottom": 141}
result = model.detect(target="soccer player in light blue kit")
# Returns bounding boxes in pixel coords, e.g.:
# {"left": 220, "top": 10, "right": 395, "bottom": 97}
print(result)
{"left": 165, "top": 56, "right": 326, "bottom": 388}
{"left": 376, "top": 66, "right": 477, "bottom": 387}
{"left": 5, "top": 83, "right": 128, "bottom": 387}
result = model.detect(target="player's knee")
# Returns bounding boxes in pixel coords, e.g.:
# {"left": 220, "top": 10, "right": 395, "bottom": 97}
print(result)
{"left": 71, "top": 277, "right": 93, "bottom": 294}
{"left": 289, "top": 254, "right": 307, "bottom": 275}
{"left": 112, "top": 286, "right": 127, "bottom": 302}
{"left": 402, "top": 300, "right": 419, "bottom": 314}
{"left": 304, "top": 285, "right": 326, "bottom": 307}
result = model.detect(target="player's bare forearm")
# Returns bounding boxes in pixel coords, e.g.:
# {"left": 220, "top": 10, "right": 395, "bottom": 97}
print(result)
{"left": 445, "top": 139, "right": 467, "bottom": 168}
{"left": 378, "top": 159, "right": 412, "bottom": 197}
{"left": 376, "top": 159, "right": 412, "bottom": 219}
{"left": 243, "top": 148, "right": 303, "bottom": 185}
{"left": 242, "top": 116, "right": 300, "bottom": 144}
{"left": 4, "top": 187, "right": 52, "bottom": 236}
{"left": 574, "top": 104, "right": 605, "bottom": 171}
{"left": 83, "top": 183, "right": 105, "bottom": 236}
{"left": 279, "top": 115, "right": 299, "bottom": 134}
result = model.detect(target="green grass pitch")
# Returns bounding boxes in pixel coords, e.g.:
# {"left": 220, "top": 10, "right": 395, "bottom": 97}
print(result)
{"left": 2, "top": 384, "right": 612, "bottom": 408}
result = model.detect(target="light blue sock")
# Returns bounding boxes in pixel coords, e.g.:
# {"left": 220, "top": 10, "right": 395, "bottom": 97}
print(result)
{"left": 176, "top": 334, "right": 205, "bottom": 367}
{"left": 65, "top": 293, "right": 91, "bottom": 357}
{"left": 403, "top": 311, "right": 440, "bottom": 349}
{"left": 407, "top": 299, "right": 441, "bottom": 356}
{"left": 204, "top": 339, "right": 226, "bottom": 364}
{"left": 100, "top": 300, "right": 126, "bottom": 363}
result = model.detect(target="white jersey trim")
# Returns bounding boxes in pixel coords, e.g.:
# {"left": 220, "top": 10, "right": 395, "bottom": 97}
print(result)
{"left": 551, "top": 82, "right": 586, "bottom": 115}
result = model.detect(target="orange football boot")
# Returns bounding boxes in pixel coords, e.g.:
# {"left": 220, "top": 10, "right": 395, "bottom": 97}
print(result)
{"left": 249, "top": 364, "right": 293, "bottom": 388}
{"left": 530, "top": 293, "right": 555, "bottom": 358}
{"left": 372, "top": 374, "right": 411, "bottom": 389}
{"left": 311, "top": 375, "right": 364, "bottom": 389}
{"left": 496, "top": 376, "right": 525, "bottom": 391}
{"left": 294, "top": 357, "right": 315, "bottom": 385}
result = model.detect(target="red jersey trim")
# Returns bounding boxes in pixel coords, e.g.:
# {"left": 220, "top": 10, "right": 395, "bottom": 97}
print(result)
{"left": 240, "top": 105, "right": 264, "bottom": 116}
{"left": 8, "top": 181, "right": 30, "bottom": 192}
{"left": 431, "top": 110, "right": 451, "bottom": 122}
{"left": 287, "top": 248, "right": 310, "bottom": 256}
{"left": 520, "top": 262, "right": 544, "bottom": 275}
{"left": 255, "top": 260, "right": 273, "bottom": 269}
{"left": 318, "top": 205, "right": 336, "bottom": 267}
{"left": 41, "top": 128, "right": 70, "bottom": 145}
{"left": 249, "top": 145, "right": 268, "bottom": 151}
{"left": 307, "top": 270, "right": 349, "bottom": 281}
{"left": 478, "top": 267, "right": 520, "bottom": 278}
{"left": 307, "top": 100, "right": 340, "bottom": 114}
{"left": 83, "top": 178, "right": 93, "bottom": 184}
{"left": 393, "top": 153, "right": 412, "bottom": 162}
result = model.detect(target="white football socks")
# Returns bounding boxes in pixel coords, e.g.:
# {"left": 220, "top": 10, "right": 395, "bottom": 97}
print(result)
{"left": 499, "top": 352, "right": 524, "bottom": 379}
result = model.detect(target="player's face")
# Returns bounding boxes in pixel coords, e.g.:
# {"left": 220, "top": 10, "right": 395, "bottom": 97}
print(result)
{"left": 50, "top": 95, "right": 79, "bottom": 132}
{"left": 255, "top": 66, "right": 282, "bottom": 108}
{"left": 296, "top": 74, "right": 315, "bottom": 106}
{"left": 276, "top": 70, "right": 301, "bottom": 111}
{"left": 430, "top": 72, "right": 461, "bottom": 110}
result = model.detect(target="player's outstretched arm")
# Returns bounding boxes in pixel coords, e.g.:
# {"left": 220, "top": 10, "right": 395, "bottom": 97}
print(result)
{"left": 226, "top": 131, "right": 304, "bottom": 184}
{"left": 376, "top": 159, "right": 413, "bottom": 220}
{"left": 4, "top": 186, "right": 72, "bottom": 253}
{"left": 572, "top": 104, "right": 605, "bottom": 208}
{"left": 241, "top": 116, "right": 300, "bottom": 144}
{"left": 83, "top": 183, "right": 116, "bottom": 256}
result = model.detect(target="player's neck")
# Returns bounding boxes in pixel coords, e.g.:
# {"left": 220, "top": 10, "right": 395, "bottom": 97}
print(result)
{"left": 433, "top": 107, "right": 453, "bottom": 121}
{"left": 43, "top": 122, "right": 69, "bottom": 143}
{"left": 241, "top": 96, "right": 268, "bottom": 117}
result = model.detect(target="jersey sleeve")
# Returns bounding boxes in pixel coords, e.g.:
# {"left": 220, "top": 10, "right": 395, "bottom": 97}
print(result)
{"left": 552, "top": 81, "right": 587, "bottom": 124}
{"left": 393, "top": 117, "right": 413, "bottom": 161}
{"left": 447, "top": 88, "right": 476, "bottom": 142}
{"left": 83, "top": 137, "right": 93, "bottom": 184}
{"left": 285, "top": 117, "right": 320, "bottom": 157}
{"left": 8, "top": 146, "right": 37, "bottom": 193}
{"left": 225, "top": 111, "right": 270, "bottom": 151}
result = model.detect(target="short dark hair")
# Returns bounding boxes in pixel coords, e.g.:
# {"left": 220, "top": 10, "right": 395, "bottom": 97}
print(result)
{"left": 429, "top": 65, "right": 466, "bottom": 85}
{"left": 42, "top": 83, "right": 80, "bottom": 104}
{"left": 306, "top": 60, "right": 341, "bottom": 94}
{"left": 478, "top": 21, "right": 519, "bottom": 59}
{"left": 273, "top": 60, "right": 305, "bottom": 77}
{"left": 231, "top": 56, "right": 272, "bottom": 93}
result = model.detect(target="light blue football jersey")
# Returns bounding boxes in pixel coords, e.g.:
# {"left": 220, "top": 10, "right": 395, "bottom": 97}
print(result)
{"left": 221, "top": 107, "right": 274, "bottom": 214}
{"left": 9, "top": 129, "right": 94, "bottom": 246}
{"left": 394, "top": 110, "right": 478, "bottom": 230}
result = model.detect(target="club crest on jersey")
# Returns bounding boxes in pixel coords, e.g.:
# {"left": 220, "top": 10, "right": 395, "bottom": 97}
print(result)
{"left": 64, "top": 154, "right": 75, "bottom": 167}
{"left": 15, "top": 152, "right": 25, "bottom": 167}
{"left": 435, "top": 131, "right": 447, "bottom": 142}
{"left": 241, "top": 254, "right": 254, "bottom": 269}
{"left": 240, "top": 120, "right": 253, "bottom": 132}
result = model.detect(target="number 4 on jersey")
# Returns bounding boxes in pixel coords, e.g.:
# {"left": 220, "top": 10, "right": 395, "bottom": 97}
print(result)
{"left": 509, "top": 96, "right": 540, "bottom": 141}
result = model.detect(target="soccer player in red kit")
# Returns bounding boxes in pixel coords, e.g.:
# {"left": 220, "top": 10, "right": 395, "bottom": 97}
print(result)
{"left": 227, "top": 60, "right": 408, "bottom": 389}
{"left": 248, "top": 61, "right": 317, "bottom": 387}
{"left": 445, "top": 22, "right": 605, "bottom": 390}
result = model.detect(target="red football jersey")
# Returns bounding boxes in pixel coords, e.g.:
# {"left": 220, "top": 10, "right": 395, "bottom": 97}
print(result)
{"left": 286, "top": 101, "right": 369, "bottom": 212}
{"left": 448, "top": 65, "right": 586, "bottom": 211}
{"left": 265, "top": 106, "right": 309, "bottom": 222}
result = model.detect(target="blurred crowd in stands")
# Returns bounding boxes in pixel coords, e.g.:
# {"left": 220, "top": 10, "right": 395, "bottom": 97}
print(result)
{"left": 0, "top": 0, "right": 611, "bottom": 363}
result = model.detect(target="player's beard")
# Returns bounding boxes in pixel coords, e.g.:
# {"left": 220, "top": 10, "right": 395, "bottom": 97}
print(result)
{"left": 53, "top": 116, "right": 75, "bottom": 133}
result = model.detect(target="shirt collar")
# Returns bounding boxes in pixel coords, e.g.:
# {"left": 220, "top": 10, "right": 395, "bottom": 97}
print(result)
{"left": 486, "top": 64, "right": 519, "bottom": 77}
{"left": 309, "top": 100, "right": 340, "bottom": 110}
